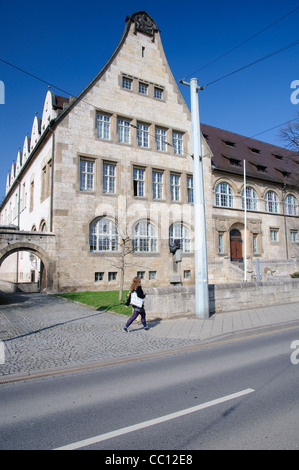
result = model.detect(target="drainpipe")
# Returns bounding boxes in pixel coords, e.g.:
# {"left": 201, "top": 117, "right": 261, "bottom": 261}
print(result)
{"left": 49, "top": 121, "right": 55, "bottom": 232}
{"left": 282, "top": 184, "right": 289, "bottom": 259}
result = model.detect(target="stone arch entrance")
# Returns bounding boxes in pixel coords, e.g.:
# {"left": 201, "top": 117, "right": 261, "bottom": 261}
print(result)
{"left": 0, "top": 232, "right": 56, "bottom": 293}
{"left": 230, "top": 228, "right": 243, "bottom": 262}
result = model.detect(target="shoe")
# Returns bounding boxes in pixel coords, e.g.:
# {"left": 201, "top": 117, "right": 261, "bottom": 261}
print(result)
{"left": 144, "top": 325, "right": 149, "bottom": 330}
{"left": 123, "top": 327, "right": 128, "bottom": 332}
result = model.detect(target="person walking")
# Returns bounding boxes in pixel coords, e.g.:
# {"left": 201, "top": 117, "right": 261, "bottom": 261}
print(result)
{"left": 124, "top": 276, "right": 149, "bottom": 332}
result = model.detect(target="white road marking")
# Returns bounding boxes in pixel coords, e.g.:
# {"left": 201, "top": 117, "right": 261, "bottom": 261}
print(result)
{"left": 54, "top": 388, "right": 255, "bottom": 450}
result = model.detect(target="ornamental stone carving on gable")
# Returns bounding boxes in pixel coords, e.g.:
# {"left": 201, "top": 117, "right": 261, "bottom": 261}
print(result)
{"left": 129, "top": 12, "right": 159, "bottom": 41}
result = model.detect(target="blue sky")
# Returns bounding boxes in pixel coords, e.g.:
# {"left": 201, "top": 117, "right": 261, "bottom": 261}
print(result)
{"left": 0, "top": 0, "right": 298, "bottom": 202}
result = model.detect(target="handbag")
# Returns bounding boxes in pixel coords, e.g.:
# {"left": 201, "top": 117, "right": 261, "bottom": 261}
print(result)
{"left": 130, "top": 291, "right": 144, "bottom": 308}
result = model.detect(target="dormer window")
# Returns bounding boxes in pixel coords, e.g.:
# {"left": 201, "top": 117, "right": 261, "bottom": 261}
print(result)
{"left": 249, "top": 147, "right": 260, "bottom": 154}
{"left": 257, "top": 165, "right": 267, "bottom": 172}
{"left": 222, "top": 140, "right": 235, "bottom": 147}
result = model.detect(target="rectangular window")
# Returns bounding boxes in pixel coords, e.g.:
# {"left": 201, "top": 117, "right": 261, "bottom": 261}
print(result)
{"left": 108, "top": 272, "right": 117, "bottom": 281}
{"left": 253, "top": 234, "right": 258, "bottom": 254}
{"left": 137, "top": 123, "right": 149, "bottom": 147}
{"left": 103, "top": 162, "right": 116, "bottom": 194}
{"left": 218, "top": 233, "right": 224, "bottom": 254}
{"left": 96, "top": 113, "right": 110, "bottom": 140}
{"left": 270, "top": 229, "right": 279, "bottom": 242}
{"left": 154, "top": 87, "right": 163, "bottom": 99}
{"left": 149, "top": 271, "right": 157, "bottom": 280}
{"left": 95, "top": 272, "right": 104, "bottom": 282}
{"left": 118, "top": 119, "right": 130, "bottom": 143}
{"left": 133, "top": 168, "right": 145, "bottom": 197}
{"left": 156, "top": 127, "right": 167, "bottom": 151}
{"left": 30, "top": 180, "right": 34, "bottom": 212}
{"left": 184, "top": 270, "right": 191, "bottom": 279}
{"left": 170, "top": 174, "right": 180, "bottom": 201}
{"left": 80, "top": 159, "right": 94, "bottom": 191}
{"left": 291, "top": 230, "right": 298, "bottom": 243}
{"left": 122, "top": 77, "right": 132, "bottom": 90}
{"left": 139, "top": 82, "right": 148, "bottom": 95}
{"left": 137, "top": 271, "right": 145, "bottom": 279}
{"left": 173, "top": 132, "right": 183, "bottom": 155}
{"left": 152, "top": 171, "right": 163, "bottom": 199}
{"left": 187, "top": 176, "right": 194, "bottom": 203}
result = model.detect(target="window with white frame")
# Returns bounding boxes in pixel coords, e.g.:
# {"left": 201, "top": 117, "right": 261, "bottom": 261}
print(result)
{"left": 215, "top": 182, "right": 233, "bottom": 208}
{"left": 154, "top": 87, "right": 163, "bottom": 99}
{"left": 270, "top": 229, "right": 279, "bottom": 242}
{"left": 285, "top": 194, "right": 297, "bottom": 216}
{"left": 118, "top": 118, "right": 130, "bottom": 144}
{"left": 242, "top": 186, "right": 258, "bottom": 211}
{"left": 90, "top": 218, "right": 118, "bottom": 252}
{"left": 170, "top": 174, "right": 180, "bottom": 201}
{"left": 95, "top": 272, "right": 104, "bottom": 282}
{"left": 155, "top": 127, "right": 167, "bottom": 151}
{"left": 152, "top": 171, "right": 163, "bottom": 199}
{"left": 132, "top": 221, "right": 158, "bottom": 252}
{"left": 265, "top": 191, "right": 279, "bottom": 213}
{"left": 169, "top": 223, "right": 190, "bottom": 253}
{"left": 80, "top": 159, "right": 94, "bottom": 191}
{"left": 103, "top": 162, "right": 116, "bottom": 194}
{"left": 218, "top": 233, "right": 224, "bottom": 254}
{"left": 187, "top": 176, "right": 194, "bottom": 203}
{"left": 291, "top": 230, "right": 298, "bottom": 243}
{"left": 137, "top": 123, "right": 149, "bottom": 147}
{"left": 108, "top": 272, "right": 117, "bottom": 281}
{"left": 139, "top": 82, "right": 148, "bottom": 95}
{"left": 253, "top": 234, "right": 258, "bottom": 254}
{"left": 96, "top": 113, "right": 110, "bottom": 140}
{"left": 133, "top": 167, "right": 145, "bottom": 197}
{"left": 172, "top": 132, "right": 183, "bottom": 155}
{"left": 122, "top": 77, "right": 132, "bottom": 90}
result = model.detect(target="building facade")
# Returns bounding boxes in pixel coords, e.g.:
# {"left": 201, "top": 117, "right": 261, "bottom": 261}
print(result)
{"left": 0, "top": 11, "right": 298, "bottom": 293}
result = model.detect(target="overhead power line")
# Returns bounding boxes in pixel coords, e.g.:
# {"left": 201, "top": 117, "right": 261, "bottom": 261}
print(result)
{"left": 183, "top": 5, "right": 299, "bottom": 79}
{"left": 201, "top": 38, "right": 299, "bottom": 88}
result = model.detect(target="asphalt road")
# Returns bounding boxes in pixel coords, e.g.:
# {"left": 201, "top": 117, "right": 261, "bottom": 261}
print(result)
{"left": 0, "top": 325, "right": 298, "bottom": 451}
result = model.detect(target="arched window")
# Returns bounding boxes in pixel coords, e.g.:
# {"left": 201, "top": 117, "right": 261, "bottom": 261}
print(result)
{"left": 265, "top": 191, "right": 278, "bottom": 213}
{"left": 216, "top": 182, "right": 233, "bottom": 208}
{"left": 90, "top": 218, "right": 118, "bottom": 252}
{"left": 39, "top": 220, "right": 46, "bottom": 232}
{"left": 242, "top": 186, "right": 258, "bottom": 211}
{"left": 169, "top": 223, "right": 191, "bottom": 253}
{"left": 285, "top": 194, "right": 297, "bottom": 216}
{"left": 132, "top": 221, "right": 157, "bottom": 252}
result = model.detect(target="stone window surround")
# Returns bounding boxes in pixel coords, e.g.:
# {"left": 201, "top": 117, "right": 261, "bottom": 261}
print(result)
{"left": 119, "top": 73, "right": 166, "bottom": 102}
{"left": 94, "top": 108, "right": 187, "bottom": 158}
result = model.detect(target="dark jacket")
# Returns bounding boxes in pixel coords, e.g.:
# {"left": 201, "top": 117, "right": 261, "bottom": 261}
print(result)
{"left": 125, "top": 286, "right": 146, "bottom": 306}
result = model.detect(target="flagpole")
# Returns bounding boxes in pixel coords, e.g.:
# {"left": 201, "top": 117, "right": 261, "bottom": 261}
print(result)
{"left": 244, "top": 159, "right": 247, "bottom": 282}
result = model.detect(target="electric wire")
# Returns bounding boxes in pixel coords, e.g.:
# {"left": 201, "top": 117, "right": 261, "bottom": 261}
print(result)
{"left": 183, "top": 5, "right": 299, "bottom": 79}
{"left": 201, "top": 38, "right": 299, "bottom": 88}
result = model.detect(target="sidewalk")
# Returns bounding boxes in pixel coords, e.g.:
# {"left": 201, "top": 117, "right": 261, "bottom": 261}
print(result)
{"left": 0, "top": 291, "right": 298, "bottom": 380}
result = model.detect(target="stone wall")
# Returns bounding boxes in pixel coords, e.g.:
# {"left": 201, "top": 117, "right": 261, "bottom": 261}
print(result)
{"left": 144, "top": 278, "right": 299, "bottom": 319}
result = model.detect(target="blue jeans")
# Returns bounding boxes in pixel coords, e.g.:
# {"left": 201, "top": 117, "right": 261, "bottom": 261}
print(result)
{"left": 125, "top": 307, "right": 147, "bottom": 328}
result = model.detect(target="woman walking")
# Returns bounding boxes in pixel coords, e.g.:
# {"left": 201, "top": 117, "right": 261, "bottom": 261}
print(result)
{"left": 124, "top": 276, "right": 149, "bottom": 332}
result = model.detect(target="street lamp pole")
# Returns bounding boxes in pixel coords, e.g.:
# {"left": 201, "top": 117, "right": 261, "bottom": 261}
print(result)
{"left": 180, "top": 78, "right": 209, "bottom": 319}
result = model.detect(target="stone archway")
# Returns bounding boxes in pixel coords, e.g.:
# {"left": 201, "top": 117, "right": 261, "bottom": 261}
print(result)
{"left": 0, "top": 233, "right": 56, "bottom": 293}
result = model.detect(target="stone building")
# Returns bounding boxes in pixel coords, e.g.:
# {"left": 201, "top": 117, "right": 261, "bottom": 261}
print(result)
{"left": 0, "top": 11, "right": 298, "bottom": 293}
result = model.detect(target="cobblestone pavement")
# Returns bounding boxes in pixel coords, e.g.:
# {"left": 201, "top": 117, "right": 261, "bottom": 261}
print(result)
{"left": 0, "top": 291, "right": 298, "bottom": 379}
{"left": 0, "top": 292, "right": 199, "bottom": 378}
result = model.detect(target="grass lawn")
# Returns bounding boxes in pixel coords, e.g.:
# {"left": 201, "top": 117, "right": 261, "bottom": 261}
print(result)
{"left": 56, "top": 290, "right": 131, "bottom": 315}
